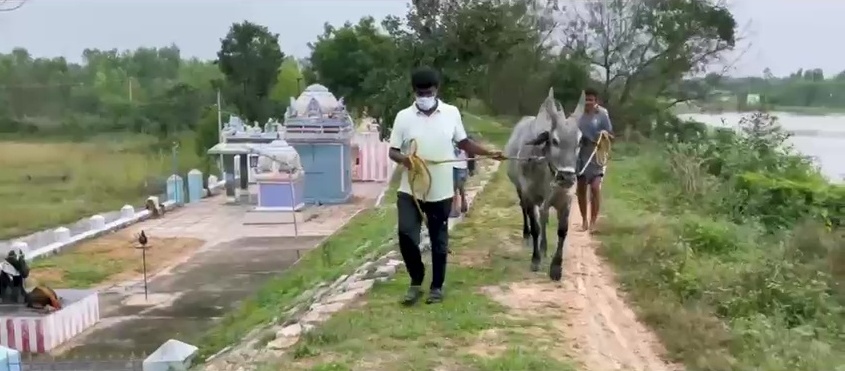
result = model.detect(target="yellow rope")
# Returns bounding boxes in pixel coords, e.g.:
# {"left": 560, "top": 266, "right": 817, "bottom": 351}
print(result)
{"left": 403, "top": 139, "right": 499, "bottom": 225}
{"left": 404, "top": 132, "right": 611, "bottom": 223}
{"left": 578, "top": 130, "right": 612, "bottom": 176}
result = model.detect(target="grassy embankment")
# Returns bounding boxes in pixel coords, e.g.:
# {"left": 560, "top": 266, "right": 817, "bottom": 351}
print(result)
{"left": 256, "top": 113, "right": 841, "bottom": 371}
{"left": 194, "top": 115, "right": 576, "bottom": 369}
{"left": 596, "top": 119, "right": 844, "bottom": 370}
{"left": 231, "top": 115, "right": 580, "bottom": 370}
{"left": 0, "top": 133, "right": 205, "bottom": 287}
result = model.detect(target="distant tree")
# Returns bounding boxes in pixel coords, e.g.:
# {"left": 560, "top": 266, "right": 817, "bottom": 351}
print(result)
{"left": 217, "top": 21, "right": 285, "bottom": 125}
{"left": 763, "top": 67, "right": 775, "bottom": 80}
{"left": 559, "top": 0, "right": 737, "bottom": 109}
{"left": 307, "top": 17, "right": 397, "bottom": 115}
{"left": 270, "top": 57, "right": 304, "bottom": 116}
{"left": 194, "top": 105, "right": 228, "bottom": 173}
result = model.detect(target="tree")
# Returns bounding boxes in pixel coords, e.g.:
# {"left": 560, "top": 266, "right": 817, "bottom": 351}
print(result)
{"left": 558, "top": 0, "right": 737, "bottom": 115}
{"left": 0, "top": 45, "right": 218, "bottom": 137}
{"left": 270, "top": 57, "right": 304, "bottom": 116}
{"left": 307, "top": 17, "right": 397, "bottom": 116}
{"left": 217, "top": 21, "right": 285, "bottom": 125}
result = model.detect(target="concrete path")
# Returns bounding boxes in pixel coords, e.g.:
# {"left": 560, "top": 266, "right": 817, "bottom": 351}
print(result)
{"left": 51, "top": 182, "right": 388, "bottom": 357}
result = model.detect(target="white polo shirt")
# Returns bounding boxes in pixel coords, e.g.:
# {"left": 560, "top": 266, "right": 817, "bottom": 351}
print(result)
{"left": 389, "top": 100, "right": 468, "bottom": 202}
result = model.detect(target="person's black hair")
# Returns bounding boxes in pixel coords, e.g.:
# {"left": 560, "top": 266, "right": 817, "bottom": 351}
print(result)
{"left": 584, "top": 87, "right": 599, "bottom": 97}
{"left": 411, "top": 66, "right": 440, "bottom": 89}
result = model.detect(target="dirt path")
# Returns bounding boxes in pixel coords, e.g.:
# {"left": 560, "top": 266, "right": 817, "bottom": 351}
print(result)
{"left": 483, "top": 204, "right": 681, "bottom": 371}
{"left": 246, "top": 159, "right": 681, "bottom": 371}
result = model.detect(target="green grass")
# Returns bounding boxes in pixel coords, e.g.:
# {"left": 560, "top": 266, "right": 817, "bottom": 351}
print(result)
{"left": 256, "top": 160, "right": 577, "bottom": 371}
{"left": 0, "top": 132, "right": 203, "bottom": 240}
{"left": 196, "top": 114, "right": 514, "bottom": 359}
{"left": 201, "top": 115, "right": 577, "bottom": 370}
{"left": 195, "top": 172, "right": 402, "bottom": 359}
{"left": 594, "top": 142, "right": 844, "bottom": 371}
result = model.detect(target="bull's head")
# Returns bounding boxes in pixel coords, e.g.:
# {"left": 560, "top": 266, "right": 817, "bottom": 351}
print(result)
{"left": 524, "top": 88, "right": 583, "bottom": 188}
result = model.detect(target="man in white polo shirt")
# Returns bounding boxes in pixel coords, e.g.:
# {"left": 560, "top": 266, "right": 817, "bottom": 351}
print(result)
{"left": 389, "top": 67, "right": 505, "bottom": 305}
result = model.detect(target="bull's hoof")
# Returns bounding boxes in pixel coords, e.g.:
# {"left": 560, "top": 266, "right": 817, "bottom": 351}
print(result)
{"left": 549, "top": 264, "right": 563, "bottom": 281}
{"left": 530, "top": 261, "right": 541, "bottom": 272}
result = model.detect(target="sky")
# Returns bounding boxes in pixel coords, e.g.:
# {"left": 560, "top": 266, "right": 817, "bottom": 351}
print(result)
{"left": 0, "top": 0, "right": 841, "bottom": 78}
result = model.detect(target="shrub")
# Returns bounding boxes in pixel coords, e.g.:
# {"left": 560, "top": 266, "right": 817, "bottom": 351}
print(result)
{"left": 599, "top": 110, "right": 843, "bottom": 370}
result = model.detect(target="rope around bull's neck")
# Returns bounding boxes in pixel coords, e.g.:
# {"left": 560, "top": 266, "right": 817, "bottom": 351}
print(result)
{"left": 403, "top": 134, "right": 611, "bottom": 225}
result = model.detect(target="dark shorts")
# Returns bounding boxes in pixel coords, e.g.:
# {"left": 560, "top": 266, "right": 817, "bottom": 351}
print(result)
{"left": 453, "top": 168, "right": 468, "bottom": 189}
{"left": 577, "top": 144, "right": 605, "bottom": 184}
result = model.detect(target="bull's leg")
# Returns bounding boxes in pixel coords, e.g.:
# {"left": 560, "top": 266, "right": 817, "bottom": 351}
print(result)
{"left": 539, "top": 206, "right": 550, "bottom": 258}
{"left": 528, "top": 204, "right": 542, "bottom": 272}
{"left": 549, "top": 203, "right": 571, "bottom": 281}
{"left": 518, "top": 191, "right": 530, "bottom": 249}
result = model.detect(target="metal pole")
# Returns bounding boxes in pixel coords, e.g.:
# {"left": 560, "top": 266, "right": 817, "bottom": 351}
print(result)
{"left": 217, "top": 89, "right": 223, "bottom": 143}
{"left": 172, "top": 142, "right": 180, "bottom": 204}
{"left": 288, "top": 169, "right": 298, "bottom": 237}
{"left": 142, "top": 246, "right": 148, "bottom": 301}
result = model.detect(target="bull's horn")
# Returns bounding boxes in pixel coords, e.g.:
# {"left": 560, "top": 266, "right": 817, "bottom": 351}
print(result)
{"left": 570, "top": 90, "right": 586, "bottom": 119}
{"left": 543, "top": 96, "right": 560, "bottom": 130}
{"left": 548, "top": 87, "right": 555, "bottom": 99}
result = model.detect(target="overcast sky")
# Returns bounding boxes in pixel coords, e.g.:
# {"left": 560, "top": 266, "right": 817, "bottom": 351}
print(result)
{"left": 0, "top": 0, "right": 839, "bottom": 78}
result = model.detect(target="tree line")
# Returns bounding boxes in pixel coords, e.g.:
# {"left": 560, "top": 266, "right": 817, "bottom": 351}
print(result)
{"left": 1, "top": 0, "right": 737, "bottom": 144}
{"left": 682, "top": 66, "right": 845, "bottom": 110}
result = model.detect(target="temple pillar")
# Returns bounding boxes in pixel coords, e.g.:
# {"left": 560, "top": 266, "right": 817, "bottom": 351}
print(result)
{"left": 239, "top": 154, "right": 249, "bottom": 189}
{"left": 222, "top": 155, "right": 236, "bottom": 197}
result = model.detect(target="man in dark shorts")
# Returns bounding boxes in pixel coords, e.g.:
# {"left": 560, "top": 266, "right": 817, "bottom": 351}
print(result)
{"left": 576, "top": 88, "right": 614, "bottom": 233}
{"left": 450, "top": 144, "right": 469, "bottom": 218}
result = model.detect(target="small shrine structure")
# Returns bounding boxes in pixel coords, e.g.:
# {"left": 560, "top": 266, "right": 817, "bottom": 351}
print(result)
{"left": 252, "top": 137, "right": 305, "bottom": 211}
{"left": 207, "top": 117, "right": 294, "bottom": 202}
{"left": 283, "top": 84, "right": 354, "bottom": 205}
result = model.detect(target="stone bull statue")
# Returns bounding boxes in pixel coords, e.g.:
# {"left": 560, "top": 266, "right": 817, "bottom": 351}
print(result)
{"left": 0, "top": 248, "right": 30, "bottom": 304}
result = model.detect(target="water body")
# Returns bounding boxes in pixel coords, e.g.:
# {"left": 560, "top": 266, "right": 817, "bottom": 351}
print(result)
{"left": 679, "top": 112, "right": 844, "bottom": 183}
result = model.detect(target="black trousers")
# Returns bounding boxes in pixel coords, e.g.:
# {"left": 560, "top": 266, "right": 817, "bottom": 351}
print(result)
{"left": 396, "top": 192, "right": 452, "bottom": 289}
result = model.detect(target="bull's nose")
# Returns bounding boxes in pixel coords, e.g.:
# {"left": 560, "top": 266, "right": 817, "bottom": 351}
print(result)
{"left": 555, "top": 170, "right": 576, "bottom": 183}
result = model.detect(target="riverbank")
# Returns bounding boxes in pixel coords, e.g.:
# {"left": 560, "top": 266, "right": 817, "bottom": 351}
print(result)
{"left": 197, "top": 111, "right": 841, "bottom": 371}
{"left": 596, "top": 131, "right": 844, "bottom": 370}
{"left": 679, "top": 112, "right": 845, "bottom": 182}
{"left": 673, "top": 101, "right": 845, "bottom": 116}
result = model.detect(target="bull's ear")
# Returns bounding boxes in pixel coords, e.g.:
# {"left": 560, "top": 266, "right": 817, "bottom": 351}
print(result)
{"left": 525, "top": 131, "right": 550, "bottom": 146}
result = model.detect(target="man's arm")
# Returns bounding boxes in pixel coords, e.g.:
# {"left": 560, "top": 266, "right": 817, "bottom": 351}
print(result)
{"left": 388, "top": 112, "right": 410, "bottom": 167}
{"left": 601, "top": 111, "right": 615, "bottom": 140}
{"left": 452, "top": 110, "right": 500, "bottom": 157}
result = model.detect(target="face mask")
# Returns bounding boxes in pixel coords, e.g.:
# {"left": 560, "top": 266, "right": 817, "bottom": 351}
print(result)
{"left": 415, "top": 96, "right": 437, "bottom": 111}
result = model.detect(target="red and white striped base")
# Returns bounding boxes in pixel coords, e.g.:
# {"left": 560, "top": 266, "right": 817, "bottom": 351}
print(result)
{"left": 0, "top": 289, "right": 99, "bottom": 353}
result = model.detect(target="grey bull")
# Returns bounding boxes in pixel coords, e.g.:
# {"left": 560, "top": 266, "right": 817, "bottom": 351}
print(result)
{"left": 504, "top": 88, "right": 585, "bottom": 281}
